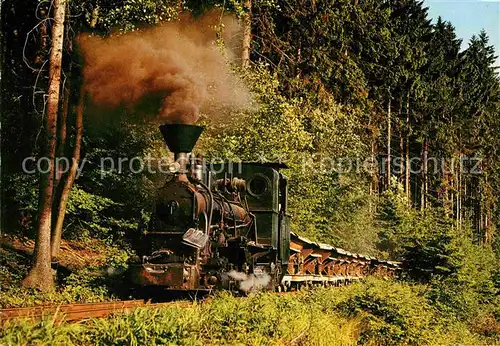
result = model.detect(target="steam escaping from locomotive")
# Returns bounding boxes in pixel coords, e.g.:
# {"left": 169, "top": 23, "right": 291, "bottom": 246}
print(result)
{"left": 228, "top": 270, "right": 271, "bottom": 292}
{"left": 79, "top": 12, "right": 251, "bottom": 124}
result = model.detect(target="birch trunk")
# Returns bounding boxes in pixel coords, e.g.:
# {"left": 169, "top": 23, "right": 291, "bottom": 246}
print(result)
{"left": 23, "top": 0, "right": 67, "bottom": 292}
{"left": 241, "top": 0, "right": 252, "bottom": 68}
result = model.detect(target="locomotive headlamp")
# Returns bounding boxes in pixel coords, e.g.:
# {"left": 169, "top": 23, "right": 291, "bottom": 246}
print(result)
{"left": 247, "top": 174, "right": 270, "bottom": 197}
{"left": 168, "top": 162, "right": 181, "bottom": 173}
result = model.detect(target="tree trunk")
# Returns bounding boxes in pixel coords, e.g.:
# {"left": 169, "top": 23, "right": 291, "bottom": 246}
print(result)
{"left": 405, "top": 90, "right": 410, "bottom": 202}
{"left": 420, "top": 140, "right": 428, "bottom": 211}
{"left": 484, "top": 204, "right": 492, "bottom": 244}
{"left": 54, "top": 75, "right": 70, "bottom": 190}
{"left": 386, "top": 96, "right": 392, "bottom": 188}
{"left": 369, "top": 137, "right": 377, "bottom": 214}
{"left": 52, "top": 6, "right": 73, "bottom": 240}
{"left": 451, "top": 159, "right": 455, "bottom": 220}
{"left": 90, "top": 5, "right": 100, "bottom": 28}
{"left": 464, "top": 168, "right": 468, "bottom": 226}
{"left": 457, "top": 154, "right": 462, "bottom": 229}
{"left": 51, "top": 91, "right": 84, "bottom": 259}
{"left": 371, "top": 138, "right": 377, "bottom": 196}
{"left": 22, "top": 0, "right": 66, "bottom": 292}
{"left": 474, "top": 176, "right": 480, "bottom": 240}
{"left": 51, "top": 76, "right": 70, "bottom": 238}
{"left": 399, "top": 123, "right": 404, "bottom": 184}
{"left": 443, "top": 160, "right": 452, "bottom": 217}
{"left": 0, "top": 0, "right": 4, "bottom": 237}
{"left": 241, "top": 0, "right": 252, "bottom": 67}
{"left": 424, "top": 141, "right": 428, "bottom": 208}
{"left": 482, "top": 175, "right": 493, "bottom": 244}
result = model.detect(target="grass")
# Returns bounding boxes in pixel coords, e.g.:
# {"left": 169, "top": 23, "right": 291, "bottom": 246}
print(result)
{"left": 1, "top": 279, "right": 498, "bottom": 346}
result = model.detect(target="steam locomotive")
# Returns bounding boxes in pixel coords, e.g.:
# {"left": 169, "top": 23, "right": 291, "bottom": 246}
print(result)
{"left": 128, "top": 124, "right": 399, "bottom": 292}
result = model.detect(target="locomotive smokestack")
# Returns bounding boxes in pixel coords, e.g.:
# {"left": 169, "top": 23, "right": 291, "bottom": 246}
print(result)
{"left": 159, "top": 124, "right": 204, "bottom": 170}
{"left": 159, "top": 124, "right": 204, "bottom": 153}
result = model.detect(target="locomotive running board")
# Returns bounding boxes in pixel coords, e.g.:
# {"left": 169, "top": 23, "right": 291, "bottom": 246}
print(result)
{"left": 182, "top": 228, "right": 209, "bottom": 249}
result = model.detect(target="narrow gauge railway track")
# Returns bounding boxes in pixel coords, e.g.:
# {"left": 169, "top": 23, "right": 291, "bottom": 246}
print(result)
{"left": 0, "top": 299, "right": 195, "bottom": 324}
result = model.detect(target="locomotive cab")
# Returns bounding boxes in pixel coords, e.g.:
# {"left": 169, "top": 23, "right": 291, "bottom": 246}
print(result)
{"left": 210, "top": 162, "right": 291, "bottom": 286}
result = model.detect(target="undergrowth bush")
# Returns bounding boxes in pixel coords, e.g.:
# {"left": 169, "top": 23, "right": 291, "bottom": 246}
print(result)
{"left": 378, "top": 181, "right": 500, "bottom": 333}
{"left": 0, "top": 238, "right": 130, "bottom": 308}
{"left": 0, "top": 267, "right": 115, "bottom": 308}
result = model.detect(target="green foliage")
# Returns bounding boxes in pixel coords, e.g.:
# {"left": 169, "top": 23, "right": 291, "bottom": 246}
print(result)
{"left": 3, "top": 173, "right": 38, "bottom": 213}
{"left": 60, "top": 118, "right": 166, "bottom": 243}
{"left": 65, "top": 185, "right": 118, "bottom": 240}
{"left": 426, "top": 243, "right": 500, "bottom": 322}
{"left": 311, "top": 279, "right": 494, "bottom": 345}
{"left": 1, "top": 173, "right": 39, "bottom": 234}
{"left": 378, "top": 181, "right": 459, "bottom": 278}
{"left": 67, "top": 185, "right": 115, "bottom": 215}
{"left": 4, "top": 0, "right": 498, "bottom": 258}
{"left": 336, "top": 280, "right": 435, "bottom": 345}
{"left": 78, "top": 0, "right": 180, "bottom": 33}
{"left": 378, "top": 181, "right": 500, "bottom": 328}
{"left": 0, "top": 244, "right": 32, "bottom": 288}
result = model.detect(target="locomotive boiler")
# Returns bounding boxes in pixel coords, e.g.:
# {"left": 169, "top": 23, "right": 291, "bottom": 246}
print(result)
{"left": 128, "top": 124, "right": 400, "bottom": 293}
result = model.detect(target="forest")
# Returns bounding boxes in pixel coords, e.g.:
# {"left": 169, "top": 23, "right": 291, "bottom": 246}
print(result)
{"left": 1, "top": 0, "right": 499, "bottom": 344}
